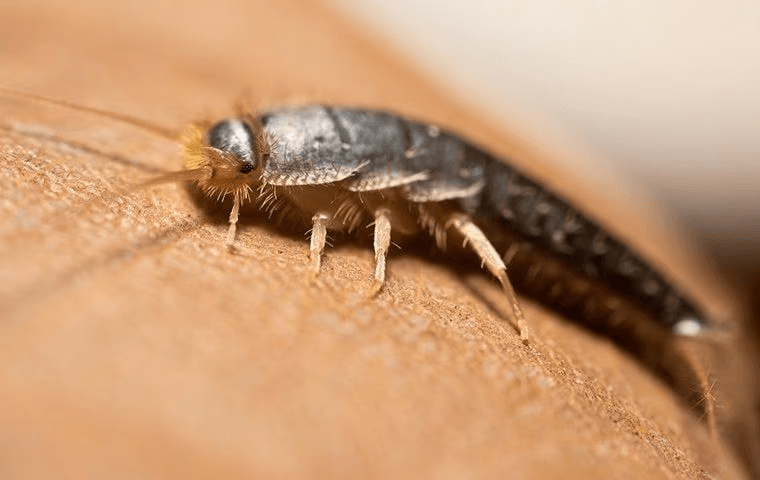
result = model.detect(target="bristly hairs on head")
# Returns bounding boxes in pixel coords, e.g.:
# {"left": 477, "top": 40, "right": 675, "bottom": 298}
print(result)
{"left": 183, "top": 123, "right": 209, "bottom": 171}
{"left": 136, "top": 123, "right": 213, "bottom": 189}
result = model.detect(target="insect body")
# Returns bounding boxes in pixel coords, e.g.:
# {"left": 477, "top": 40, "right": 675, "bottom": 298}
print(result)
{"left": 153, "top": 104, "right": 715, "bottom": 341}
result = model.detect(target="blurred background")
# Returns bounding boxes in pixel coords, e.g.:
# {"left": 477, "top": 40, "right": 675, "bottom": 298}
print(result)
{"left": 327, "top": 0, "right": 760, "bottom": 280}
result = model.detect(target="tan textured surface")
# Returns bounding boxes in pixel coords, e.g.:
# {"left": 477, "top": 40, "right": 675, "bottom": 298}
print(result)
{"left": 0, "top": 0, "right": 747, "bottom": 478}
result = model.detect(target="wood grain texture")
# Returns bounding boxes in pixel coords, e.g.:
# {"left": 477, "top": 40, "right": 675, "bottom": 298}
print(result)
{"left": 0, "top": 0, "right": 747, "bottom": 478}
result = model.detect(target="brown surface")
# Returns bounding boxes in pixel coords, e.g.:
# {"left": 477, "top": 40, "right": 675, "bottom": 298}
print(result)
{"left": 0, "top": 0, "right": 748, "bottom": 478}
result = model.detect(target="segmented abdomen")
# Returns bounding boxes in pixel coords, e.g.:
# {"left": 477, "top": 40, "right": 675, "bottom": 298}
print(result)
{"left": 474, "top": 148, "right": 705, "bottom": 331}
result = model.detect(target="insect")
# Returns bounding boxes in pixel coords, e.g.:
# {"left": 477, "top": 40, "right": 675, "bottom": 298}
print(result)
{"left": 1, "top": 88, "right": 724, "bottom": 371}
{"left": 138, "top": 104, "right": 720, "bottom": 345}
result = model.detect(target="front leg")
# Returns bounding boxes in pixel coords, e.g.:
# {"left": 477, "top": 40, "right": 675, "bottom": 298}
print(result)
{"left": 225, "top": 191, "right": 242, "bottom": 251}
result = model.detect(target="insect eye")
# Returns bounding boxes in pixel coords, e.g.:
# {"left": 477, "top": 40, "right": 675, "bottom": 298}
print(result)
{"left": 239, "top": 163, "right": 254, "bottom": 174}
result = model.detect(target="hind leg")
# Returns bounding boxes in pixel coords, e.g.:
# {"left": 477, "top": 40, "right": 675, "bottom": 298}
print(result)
{"left": 448, "top": 214, "right": 529, "bottom": 342}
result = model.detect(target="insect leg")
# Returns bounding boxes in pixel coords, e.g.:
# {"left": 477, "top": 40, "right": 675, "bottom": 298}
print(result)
{"left": 448, "top": 214, "right": 529, "bottom": 342}
{"left": 369, "top": 208, "right": 392, "bottom": 296}
{"left": 309, "top": 213, "right": 330, "bottom": 277}
{"left": 226, "top": 191, "right": 242, "bottom": 250}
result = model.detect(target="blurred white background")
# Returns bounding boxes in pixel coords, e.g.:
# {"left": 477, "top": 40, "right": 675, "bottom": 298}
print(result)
{"left": 327, "top": 0, "right": 760, "bottom": 275}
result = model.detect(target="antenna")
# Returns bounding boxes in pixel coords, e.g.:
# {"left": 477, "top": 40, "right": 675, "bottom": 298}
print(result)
{"left": 0, "top": 86, "right": 181, "bottom": 141}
